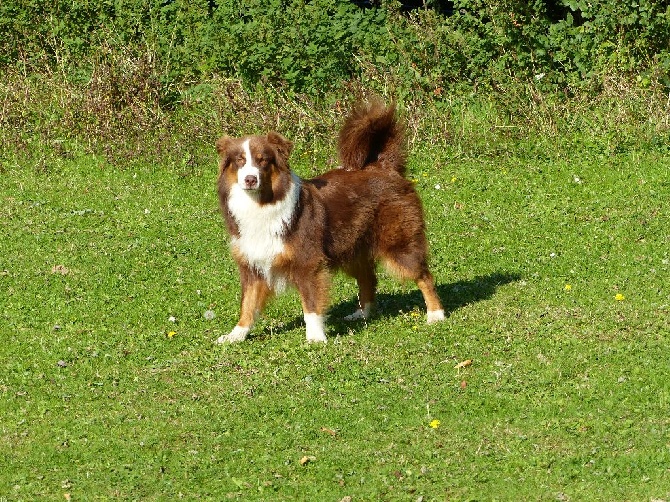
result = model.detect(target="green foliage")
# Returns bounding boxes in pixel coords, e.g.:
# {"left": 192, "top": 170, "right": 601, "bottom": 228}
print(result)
{"left": 388, "top": 0, "right": 670, "bottom": 93}
{"left": 0, "top": 0, "right": 669, "bottom": 171}
{"left": 1, "top": 0, "right": 668, "bottom": 97}
{"left": 542, "top": 1, "right": 670, "bottom": 87}
{"left": 0, "top": 0, "right": 115, "bottom": 66}
{"left": 209, "top": 0, "right": 388, "bottom": 94}
{"left": 0, "top": 0, "right": 389, "bottom": 95}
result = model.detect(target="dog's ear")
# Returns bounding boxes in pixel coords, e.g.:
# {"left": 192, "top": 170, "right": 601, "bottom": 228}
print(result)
{"left": 266, "top": 132, "right": 293, "bottom": 163}
{"left": 215, "top": 136, "right": 234, "bottom": 173}
{"left": 216, "top": 136, "right": 233, "bottom": 157}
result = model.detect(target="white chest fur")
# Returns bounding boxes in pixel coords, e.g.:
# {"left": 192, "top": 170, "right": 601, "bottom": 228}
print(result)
{"left": 227, "top": 175, "right": 300, "bottom": 291}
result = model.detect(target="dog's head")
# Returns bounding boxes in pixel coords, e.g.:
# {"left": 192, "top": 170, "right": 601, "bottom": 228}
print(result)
{"left": 216, "top": 132, "right": 293, "bottom": 197}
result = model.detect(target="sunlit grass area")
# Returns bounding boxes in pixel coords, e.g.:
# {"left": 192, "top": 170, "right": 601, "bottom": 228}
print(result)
{"left": 2, "top": 142, "right": 669, "bottom": 499}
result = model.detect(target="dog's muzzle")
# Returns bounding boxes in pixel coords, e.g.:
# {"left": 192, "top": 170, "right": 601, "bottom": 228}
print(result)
{"left": 243, "top": 175, "right": 258, "bottom": 190}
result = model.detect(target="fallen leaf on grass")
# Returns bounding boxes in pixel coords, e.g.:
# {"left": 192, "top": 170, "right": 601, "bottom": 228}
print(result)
{"left": 320, "top": 427, "right": 337, "bottom": 436}
{"left": 454, "top": 359, "right": 472, "bottom": 369}
{"left": 231, "top": 477, "right": 249, "bottom": 489}
{"left": 300, "top": 455, "right": 316, "bottom": 466}
{"left": 51, "top": 265, "right": 70, "bottom": 275}
{"left": 460, "top": 380, "right": 467, "bottom": 389}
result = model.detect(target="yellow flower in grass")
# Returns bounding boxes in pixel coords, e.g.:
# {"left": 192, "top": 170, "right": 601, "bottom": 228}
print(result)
{"left": 564, "top": 284, "right": 572, "bottom": 291}
{"left": 167, "top": 331, "right": 176, "bottom": 339}
{"left": 615, "top": 293, "right": 625, "bottom": 301}
{"left": 429, "top": 419, "right": 441, "bottom": 429}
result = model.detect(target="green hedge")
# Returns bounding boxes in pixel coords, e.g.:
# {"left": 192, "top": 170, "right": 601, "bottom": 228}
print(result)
{"left": 1, "top": 0, "right": 668, "bottom": 96}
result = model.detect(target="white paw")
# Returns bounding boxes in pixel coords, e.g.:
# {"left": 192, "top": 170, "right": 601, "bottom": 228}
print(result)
{"left": 344, "top": 309, "right": 366, "bottom": 321}
{"left": 306, "top": 332, "right": 328, "bottom": 343}
{"left": 304, "top": 313, "right": 327, "bottom": 343}
{"left": 215, "top": 325, "right": 250, "bottom": 344}
{"left": 343, "top": 303, "right": 371, "bottom": 322}
{"left": 427, "top": 309, "right": 445, "bottom": 324}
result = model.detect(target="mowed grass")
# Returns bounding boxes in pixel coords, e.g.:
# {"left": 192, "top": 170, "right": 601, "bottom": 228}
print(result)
{"left": 1, "top": 145, "right": 669, "bottom": 500}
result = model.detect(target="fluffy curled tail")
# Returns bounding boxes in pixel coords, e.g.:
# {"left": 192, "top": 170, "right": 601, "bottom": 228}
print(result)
{"left": 338, "top": 99, "right": 407, "bottom": 175}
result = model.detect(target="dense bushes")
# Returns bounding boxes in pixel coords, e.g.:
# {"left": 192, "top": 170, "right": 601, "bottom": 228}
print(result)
{"left": 457, "top": 0, "right": 670, "bottom": 89}
{"left": 1, "top": 0, "right": 668, "bottom": 96}
{"left": 208, "top": 1, "right": 389, "bottom": 95}
{"left": 0, "top": 0, "right": 668, "bottom": 167}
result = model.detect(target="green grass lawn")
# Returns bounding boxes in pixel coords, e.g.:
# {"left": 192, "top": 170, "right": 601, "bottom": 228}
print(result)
{"left": 1, "top": 145, "right": 669, "bottom": 500}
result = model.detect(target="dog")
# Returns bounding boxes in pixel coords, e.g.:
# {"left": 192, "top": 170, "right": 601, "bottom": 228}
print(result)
{"left": 215, "top": 100, "right": 444, "bottom": 343}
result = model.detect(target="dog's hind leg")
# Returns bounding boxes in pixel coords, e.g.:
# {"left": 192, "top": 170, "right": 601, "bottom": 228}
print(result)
{"left": 416, "top": 272, "right": 445, "bottom": 323}
{"left": 382, "top": 252, "right": 445, "bottom": 324}
{"left": 343, "top": 255, "right": 377, "bottom": 321}
{"left": 376, "top": 195, "right": 445, "bottom": 324}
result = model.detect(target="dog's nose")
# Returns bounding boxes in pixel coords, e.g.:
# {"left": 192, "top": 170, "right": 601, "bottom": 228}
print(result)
{"left": 244, "top": 175, "right": 258, "bottom": 189}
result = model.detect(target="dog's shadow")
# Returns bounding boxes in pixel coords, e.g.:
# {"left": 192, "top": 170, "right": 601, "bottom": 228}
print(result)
{"left": 256, "top": 271, "right": 521, "bottom": 339}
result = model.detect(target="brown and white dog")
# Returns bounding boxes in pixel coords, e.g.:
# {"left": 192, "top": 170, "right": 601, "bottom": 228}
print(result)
{"left": 215, "top": 100, "right": 444, "bottom": 343}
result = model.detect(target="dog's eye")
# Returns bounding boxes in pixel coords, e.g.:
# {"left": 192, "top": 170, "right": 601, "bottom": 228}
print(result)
{"left": 257, "top": 156, "right": 270, "bottom": 168}
{"left": 236, "top": 156, "right": 245, "bottom": 167}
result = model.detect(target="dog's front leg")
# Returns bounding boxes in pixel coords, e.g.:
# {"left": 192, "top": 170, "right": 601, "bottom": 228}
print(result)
{"left": 296, "top": 268, "right": 330, "bottom": 343}
{"left": 216, "top": 271, "right": 271, "bottom": 344}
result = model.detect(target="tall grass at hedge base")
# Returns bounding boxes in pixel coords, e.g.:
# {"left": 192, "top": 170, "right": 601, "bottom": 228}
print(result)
{"left": 2, "top": 67, "right": 668, "bottom": 177}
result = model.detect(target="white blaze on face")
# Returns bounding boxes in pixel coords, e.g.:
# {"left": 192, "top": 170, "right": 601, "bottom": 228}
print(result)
{"left": 237, "top": 139, "right": 260, "bottom": 189}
